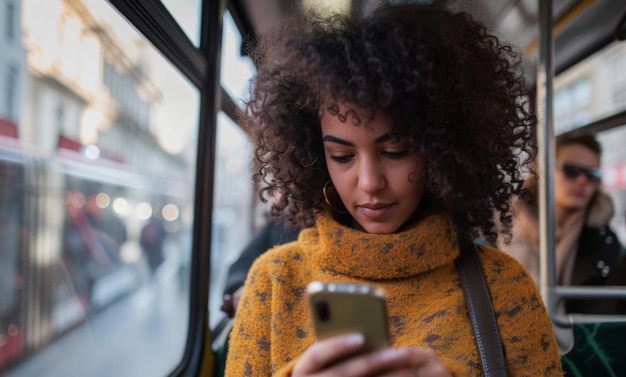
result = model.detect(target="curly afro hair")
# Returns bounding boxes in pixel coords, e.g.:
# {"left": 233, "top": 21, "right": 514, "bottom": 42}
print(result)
{"left": 242, "top": 3, "right": 536, "bottom": 243}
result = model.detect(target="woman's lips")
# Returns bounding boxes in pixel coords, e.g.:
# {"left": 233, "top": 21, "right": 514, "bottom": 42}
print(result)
{"left": 357, "top": 204, "right": 392, "bottom": 220}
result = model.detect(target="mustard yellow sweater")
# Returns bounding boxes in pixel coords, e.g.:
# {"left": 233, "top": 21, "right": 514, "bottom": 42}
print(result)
{"left": 225, "top": 212, "right": 563, "bottom": 376}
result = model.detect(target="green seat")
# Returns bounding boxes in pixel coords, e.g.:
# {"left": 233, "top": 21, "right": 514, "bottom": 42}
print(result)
{"left": 561, "top": 322, "right": 626, "bottom": 377}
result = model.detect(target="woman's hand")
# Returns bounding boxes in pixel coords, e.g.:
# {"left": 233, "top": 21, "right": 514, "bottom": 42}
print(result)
{"left": 292, "top": 333, "right": 452, "bottom": 377}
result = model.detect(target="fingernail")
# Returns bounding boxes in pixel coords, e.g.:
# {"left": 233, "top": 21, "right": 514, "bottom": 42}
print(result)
{"left": 343, "top": 333, "right": 365, "bottom": 346}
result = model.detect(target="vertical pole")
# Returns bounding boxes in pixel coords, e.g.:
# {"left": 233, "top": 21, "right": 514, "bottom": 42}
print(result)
{"left": 536, "top": 0, "right": 558, "bottom": 313}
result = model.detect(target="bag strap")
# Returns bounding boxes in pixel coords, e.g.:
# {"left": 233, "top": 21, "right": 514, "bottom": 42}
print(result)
{"left": 456, "top": 236, "right": 508, "bottom": 377}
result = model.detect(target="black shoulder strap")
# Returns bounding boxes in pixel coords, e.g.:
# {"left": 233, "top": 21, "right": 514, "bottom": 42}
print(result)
{"left": 456, "top": 237, "right": 508, "bottom": 377}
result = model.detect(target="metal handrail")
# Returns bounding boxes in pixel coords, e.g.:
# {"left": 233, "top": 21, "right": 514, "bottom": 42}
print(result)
{"left": 548, "top": 286, "right": 626, "bottom": 327}
{"left": 554, "top": 286, "right": 626, "bottom": 300}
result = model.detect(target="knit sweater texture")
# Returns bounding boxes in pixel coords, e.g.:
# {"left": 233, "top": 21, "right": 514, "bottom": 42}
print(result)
{"left": 225, "top": 212, "right": 563, "bottom": 376}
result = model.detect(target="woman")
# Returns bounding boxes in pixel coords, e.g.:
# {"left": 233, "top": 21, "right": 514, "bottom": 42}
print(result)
{"left": 226, "top": 4, "right": 562, "bottom": 377}
{"left": 502, "top": 133, "right": 624, "bottom": 314}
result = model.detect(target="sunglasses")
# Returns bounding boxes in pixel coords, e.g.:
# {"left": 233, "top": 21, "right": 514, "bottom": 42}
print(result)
{"left": 558, "top": 163, "right": 602, "bottom": 183}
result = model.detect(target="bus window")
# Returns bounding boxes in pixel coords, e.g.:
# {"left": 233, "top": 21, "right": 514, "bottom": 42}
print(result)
{"left": 209, "top": 11, "right": 258, "bottom": 330}
{"left": 3, "top": 1, "right": 199, "bottom": 376}
{"left": 161, "top": 0, "right": 202, "bottom": 47}
{"left": 598, "top": 126, "right": 626, "bottom": 248}
{"left": 553, "top": 36, "right": 626, "bottom": 259}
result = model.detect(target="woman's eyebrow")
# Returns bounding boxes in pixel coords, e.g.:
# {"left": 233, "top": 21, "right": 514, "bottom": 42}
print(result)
{"left": 322, "top": 133, "right": 392, "bottom": 146}
{"left": 374, "top": 133, "right": 392, "bottom": 143}
{"left": 322, "top": 135, "right": 352, "bottom": 146}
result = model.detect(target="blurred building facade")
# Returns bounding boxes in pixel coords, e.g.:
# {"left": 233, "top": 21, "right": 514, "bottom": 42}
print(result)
{"left": 17, "top": 0, "right": 188, "bottom": 181}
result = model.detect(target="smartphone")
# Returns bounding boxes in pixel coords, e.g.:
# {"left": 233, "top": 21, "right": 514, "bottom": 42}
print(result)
{"left": 306, "top": 281, "right": 390, "bottom": 352}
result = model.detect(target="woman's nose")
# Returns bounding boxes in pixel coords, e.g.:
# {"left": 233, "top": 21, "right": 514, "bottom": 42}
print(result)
{"left": 357, "top": 160, "right": 385, "bottom": 193}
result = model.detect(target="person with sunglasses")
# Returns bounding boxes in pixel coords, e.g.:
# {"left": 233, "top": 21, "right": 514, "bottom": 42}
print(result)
{"left": 501, "top": 133, "right": 625, "bottom": 315}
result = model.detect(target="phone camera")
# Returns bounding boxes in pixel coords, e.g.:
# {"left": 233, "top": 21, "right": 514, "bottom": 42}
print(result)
{"left": 315, "top": 301, "right": 331, "bottom": 322}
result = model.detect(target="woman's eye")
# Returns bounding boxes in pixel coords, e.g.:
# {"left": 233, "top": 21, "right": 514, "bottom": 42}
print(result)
{"left": 383, "top": 150, "right": 409, "bottom": 159}
{"left": 329, "top": 155, "right": 353, "bottom": 163}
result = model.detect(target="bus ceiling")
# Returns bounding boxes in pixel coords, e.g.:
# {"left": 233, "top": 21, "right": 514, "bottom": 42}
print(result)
{"left": 230, "top": 0, "right": 626, "bottom": 82}
{"left": 617, "top": 6, "right": 626, "bottom": 41}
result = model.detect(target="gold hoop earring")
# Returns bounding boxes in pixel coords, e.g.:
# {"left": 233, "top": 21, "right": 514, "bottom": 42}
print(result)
{"left": 323, "top": 180, "right": 348, "bottom": 214}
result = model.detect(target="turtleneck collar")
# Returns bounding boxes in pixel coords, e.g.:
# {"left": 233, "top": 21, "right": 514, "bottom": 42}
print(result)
{"left": 299, "top": 211, "right": 460, "bottom": 280}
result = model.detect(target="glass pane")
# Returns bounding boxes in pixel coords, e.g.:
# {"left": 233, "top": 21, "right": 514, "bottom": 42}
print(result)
{"left": 555, "top": 40, "right": 626, "bottom": 247}
{"left": 598, "top": 125, "right": 626, "bottom": 246}
{"left": 554, "top": 37, "right": 626, "bottom": 245}
{"left": 2, "top": 1, "right": 198, "bottom": 376}
{"left": 210, "top": 112, "right": 255, "bottom": 329}
{"left": 209, "top": 10, "right": 257, "bottom": 330}
{"left": 220, "top": 11, "right": 256, "bottom": 107}
{"left": 161, "top": 0, "right": 202, "bottom": 46}
{"left": 554, "top": 41, "right": 626, "bottom": 134}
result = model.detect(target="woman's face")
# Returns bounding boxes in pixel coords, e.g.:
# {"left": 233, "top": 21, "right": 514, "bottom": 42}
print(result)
{"left": 320, "top": 104, "right": 425, "bottom": 234}
{"left": 555, "top": 143, "right": 601, "bottom": 212}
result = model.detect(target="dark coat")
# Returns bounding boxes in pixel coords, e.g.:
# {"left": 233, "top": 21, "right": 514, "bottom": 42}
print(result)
{"left": 223, "top": 217, "right": 300, "bottom": 296}
{"left": 501, "top": 192, "right": 625, "bottom": 315}
{"left": 566, "top": 224, "right": 625, "bottom": 314}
